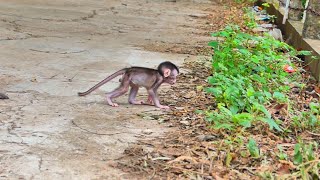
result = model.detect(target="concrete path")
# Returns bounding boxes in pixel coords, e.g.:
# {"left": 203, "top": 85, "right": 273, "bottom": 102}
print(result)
{"left": 0, "top": 0, "right": 214, "bottom": 179}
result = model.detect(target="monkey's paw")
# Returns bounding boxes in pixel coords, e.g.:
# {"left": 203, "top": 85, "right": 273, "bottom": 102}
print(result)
{"left": 111, "top": 103, "right": 119, "bottom": 107}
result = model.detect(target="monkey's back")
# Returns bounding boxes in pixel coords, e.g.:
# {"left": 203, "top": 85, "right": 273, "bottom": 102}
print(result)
{"left": 127, "top": 67, "right": 160, "bottom": 88}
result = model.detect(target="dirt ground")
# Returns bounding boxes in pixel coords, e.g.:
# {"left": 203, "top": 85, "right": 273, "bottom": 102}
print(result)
{"left": 0, "top": 0, "right": 219, "bottom": 179}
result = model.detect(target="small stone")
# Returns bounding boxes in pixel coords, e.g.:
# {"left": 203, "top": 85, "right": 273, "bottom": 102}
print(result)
{"left": 142, "top": 129, "right": 153, "bottom": 135}
{"left": 180, "top": 120, "right": 190, "bottom": 126}
{"left": 142, "top": 116, "right": 155, "bottom": 121}
{"left": 197, "top": 135, "right": 216, "bottom": 141}
{"left": 291, "top": 87, "right": 300, "bottom": 94}
{"left": 166, "top": 123, "right": 174, "bottom": 127}
{"left": 30, "top": 78, "right": 37, "bottom": 82}
{"left": 184, "top": 91, "right": 196, "bottom": 99}
{"left": 157, "top": 118, "right": 166, "bottom": 123}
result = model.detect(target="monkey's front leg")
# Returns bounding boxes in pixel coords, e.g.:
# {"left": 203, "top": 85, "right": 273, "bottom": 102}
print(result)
{"left": 147, "top": 84, "right": 161, "bottom": 105}
{"left": 147, "top": 89, "right": 169, "bottom": 109}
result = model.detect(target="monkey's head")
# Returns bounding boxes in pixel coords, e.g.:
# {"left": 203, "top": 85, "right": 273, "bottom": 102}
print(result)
{"left": 158, "top": 61, "right": 179, "bottom": 85}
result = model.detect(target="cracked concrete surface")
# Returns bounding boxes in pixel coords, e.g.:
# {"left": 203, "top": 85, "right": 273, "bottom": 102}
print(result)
{"left": 0, "top": 0, "right": 216, "bottom": 179}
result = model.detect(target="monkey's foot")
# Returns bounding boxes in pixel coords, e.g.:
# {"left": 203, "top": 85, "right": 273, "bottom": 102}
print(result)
{"left": 106, "top": 97, "right": 119, "bottom": 107}
{"left": 129, "top": 100, "right": 144, "bottom": 105}
{"left": 111, "top": 103, "right": 119, "bottom": 107}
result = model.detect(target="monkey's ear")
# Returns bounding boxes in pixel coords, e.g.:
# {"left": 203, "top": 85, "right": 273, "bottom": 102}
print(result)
{"left": 163, "top": 69, "right": 171, "bottom": 77}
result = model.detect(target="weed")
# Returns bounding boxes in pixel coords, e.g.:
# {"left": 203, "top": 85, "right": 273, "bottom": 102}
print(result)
{"left": 292, "top": 141, "right": 319, "bottom": 179}
{"left": 292, "top": 102, "right": 320, "bottom": 130}
{"left": 233, "top": 0, "right": 256, "bottom": 4}
{"left": 247, "top": 138, "right": 260, "bottom": 158}
{"left": 277, "top": 145, "right": 288, "bottom": 160}
{"left": 206, "top": 25, "right": 301, "bottom": 131}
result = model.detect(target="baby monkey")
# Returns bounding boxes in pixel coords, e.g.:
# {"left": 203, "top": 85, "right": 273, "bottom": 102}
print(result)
{"left": 78, "top": 61, "right": 179, "bottom": 109}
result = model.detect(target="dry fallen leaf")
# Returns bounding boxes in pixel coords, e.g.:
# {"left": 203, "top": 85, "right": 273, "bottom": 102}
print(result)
{"left": 184, "top": 91, "right": 196, "bottom": 99}
{"left": 315, "top": 86, "right": 320, "bottom": 94}
{"left": 279, "top": 160, "right": 296, "bottom": 169}
{"left": 277, "top": 164, "right": 291, "bottom": 175}
{"left": 167, "top": 156, "right": 198, "bottom": 164}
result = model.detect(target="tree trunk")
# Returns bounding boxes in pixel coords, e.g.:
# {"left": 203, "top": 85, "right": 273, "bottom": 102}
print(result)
{"left": 303, "top": 0, "right": 320, "bottom": 39}
{"left": 289, "top": 0, "right": 303, "bottom": 21}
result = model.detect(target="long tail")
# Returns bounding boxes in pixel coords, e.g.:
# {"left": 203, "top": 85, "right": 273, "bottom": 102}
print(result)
{"left": 78, "top": 68, "right": 127, "bottom": 96}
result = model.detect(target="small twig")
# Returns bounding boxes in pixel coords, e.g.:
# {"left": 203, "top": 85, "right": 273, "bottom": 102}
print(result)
{"left": 304, "top": 161, "right": 317, "bottom": 173}
{"left": 118, "top": 161, "right": 149, "bottom": 173}
{"left": 148, "top": 167, "right": 156, "bottom": 180}
{"left": 306, "top": 131, "right": 320, "bottom": 136}
{"left": 238, "top": 166, "right": 256, "bottom": 175}
{"left": 297, "top": 159, "right": 320, "bottom": 168}
{"left": 71, "top": 119, "right": 129, "bottom": 136}
{"left": 30, "top": 49, "right": 87, "bottom": 54}
{"left": 151, "top": 160, "right": 211, "bottom": 176}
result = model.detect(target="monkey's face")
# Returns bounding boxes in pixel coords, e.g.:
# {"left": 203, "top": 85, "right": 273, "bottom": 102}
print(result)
{"left": 165, "top": 69, "right": 179, "bottom": 85}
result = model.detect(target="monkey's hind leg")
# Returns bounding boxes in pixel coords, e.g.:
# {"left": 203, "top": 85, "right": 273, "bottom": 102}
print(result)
{"left": 128, "top": 84, "right": 144, "bottom": 105}
{"left": 106, "top": 76, "right": 130, "bottom": 107}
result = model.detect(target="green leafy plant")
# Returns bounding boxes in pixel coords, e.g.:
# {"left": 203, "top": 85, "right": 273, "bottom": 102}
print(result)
{"left": 205, "top": 25, "right": 302, "bottom": 131}
{"left": 277, "top": 145, "right": 288, "bottom": 160}
{"left": 243, "top": 8, "right": 257, "bottom": 29}
{"left": 293, "top": 141, "right": 319, "bottom": 179}
{"left": 261, "top": 3, "right": 270, "bottom": 8}
{"left": 206, "top": 103, "right": 254, "bottom": 130}
{"left": 292, "top": 102, "right": 320, "bottom": 130}
{"left": 233, "top": 0, "right": 256, "bottom": 4}
{"left": 247, "top": 138, "right": 260, "bottom": 158}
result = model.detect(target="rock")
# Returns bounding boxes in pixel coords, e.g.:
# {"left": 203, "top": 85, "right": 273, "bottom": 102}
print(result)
{"left": 180, "top": 120, "right": 190, "bottom": 126}
{"left": 252, "top": 27, "right": 269, "bottom": 32}
{"left": 142, "top": 129, "right": 153, "bottom": 135}
{"left": 30, "top": 78, "right": 38, "bottom": 82}
{"left": 197, "top": 135, "right": 216, "bottom": 141}
{"left": 166, "top": 123, "right": 174, "bottom": 127}
{"left": 150, "top": 115, "right": 160, "bottom": 120}
{"left": 175, "top": 107, "right": 184, "bottom": 110}
{"left": 142, "top": 116, "right": 155, "bottom": 121}
{"left": 184, "top": 91, "right": 196, "bottom": 99}
{"left": 291, "top": 87, "right": 300, "bottom": 94}
{"left": 268, "top": 28, "right": 283, "bottom": 41}
{"left": 259, "top": 24, "right": 274, "bottom": 29}
{"left": 157, "top": 118, "right": 166, "bottom": 123}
